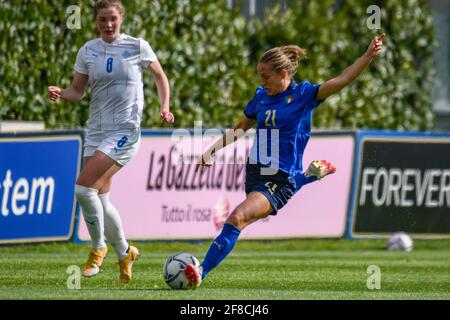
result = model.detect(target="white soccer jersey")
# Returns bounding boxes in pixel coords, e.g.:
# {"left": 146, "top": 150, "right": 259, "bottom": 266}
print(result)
{"left": 74, "top": 34, "right": 157, "bottom": 130}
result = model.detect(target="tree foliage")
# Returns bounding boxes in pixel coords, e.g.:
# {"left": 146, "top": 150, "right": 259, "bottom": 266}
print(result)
{"left": 0, "top": 0, "right": 254, "bottom": 129}
{"left": 0, "top": 0, "right": 436, "bottom": 130}
{"left": 246, "top": 0, "right": 436, "bottom": 130}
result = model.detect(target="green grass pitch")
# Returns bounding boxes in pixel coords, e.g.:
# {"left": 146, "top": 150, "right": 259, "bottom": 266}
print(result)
{"left": 0, "top": 239, "right": 449, "bottom": 300}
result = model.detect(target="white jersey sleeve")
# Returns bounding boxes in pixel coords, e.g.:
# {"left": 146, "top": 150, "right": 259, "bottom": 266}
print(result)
{"left": 74, "top": 45, "right": 88, "bottom": 75}
{"left": 140, "top": 39, "right": 157, "bottom": 68}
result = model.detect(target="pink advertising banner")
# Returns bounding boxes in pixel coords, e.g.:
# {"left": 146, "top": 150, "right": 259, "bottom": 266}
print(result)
{"left": 77, "top": 131, "right": 354, "bottom": 240}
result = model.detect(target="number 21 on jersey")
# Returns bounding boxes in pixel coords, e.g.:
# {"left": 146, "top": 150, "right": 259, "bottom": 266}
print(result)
{"left": 265, "top": 109, "right": 276, "bottom": 126}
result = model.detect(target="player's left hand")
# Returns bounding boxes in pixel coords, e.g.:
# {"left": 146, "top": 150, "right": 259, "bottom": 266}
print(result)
{"left": 365, "top": 33, "right": 385, "bottom": 59}
{"left": 160, "top": 111, "right": 174, "bottom": 124}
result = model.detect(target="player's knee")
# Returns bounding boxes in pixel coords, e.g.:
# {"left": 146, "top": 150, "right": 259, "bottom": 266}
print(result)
{"left": 76, "top": 175, "right": 93, "bottom": 188}
{"left": 226, "top": 208, "right": 246, "bottom": 227}
{"left": 75, "top": 184, "right": 98, "bottom": 202}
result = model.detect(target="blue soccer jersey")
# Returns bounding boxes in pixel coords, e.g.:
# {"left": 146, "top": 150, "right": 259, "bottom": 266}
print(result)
{"left": 244, "top": 80, "right": 323, "bottom": 176}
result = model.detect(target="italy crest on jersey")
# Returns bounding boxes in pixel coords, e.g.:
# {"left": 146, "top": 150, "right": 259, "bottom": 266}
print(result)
{"left": 285, "top": 95, "right": 294, "bottom": 104}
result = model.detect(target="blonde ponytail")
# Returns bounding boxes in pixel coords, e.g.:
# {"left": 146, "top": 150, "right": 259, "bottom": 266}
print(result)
{"left": 259, "top": 45, "right": 307, "bottom": 77}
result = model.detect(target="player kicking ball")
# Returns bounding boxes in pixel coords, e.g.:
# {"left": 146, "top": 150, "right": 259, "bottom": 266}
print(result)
{"left": 186, "top": 33, "right": 385, "bottom": 287}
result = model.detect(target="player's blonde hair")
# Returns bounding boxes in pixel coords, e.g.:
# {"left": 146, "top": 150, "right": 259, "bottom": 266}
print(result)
{"left": 94, "top": 0, "right": 125, "bottom": 19}
{"left": 259, "top": 45, "right": 307, "bottom": 78}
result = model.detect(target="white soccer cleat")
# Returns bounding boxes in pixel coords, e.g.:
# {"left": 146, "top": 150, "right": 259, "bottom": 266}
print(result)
{"left": 184, "top": 264, "right": 203, "bottom": 289}
{"left": 304, "top": 160, "right": 336, "bottom": 180}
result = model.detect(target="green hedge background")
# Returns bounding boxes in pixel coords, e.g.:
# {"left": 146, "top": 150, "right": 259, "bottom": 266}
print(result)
{"left": 0, "top": 0, "right": 436, "bottom": 130}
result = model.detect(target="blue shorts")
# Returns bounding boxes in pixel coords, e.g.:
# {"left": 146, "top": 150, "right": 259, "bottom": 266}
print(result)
{"left": 245, "top": 163, "right": 317, "bottom": 215}
{"left": 245, "top": 163, "right": 297, "bottom": 215}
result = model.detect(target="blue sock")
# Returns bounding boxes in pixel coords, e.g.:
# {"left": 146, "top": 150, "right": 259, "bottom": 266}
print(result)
{"left": 200, "top": 223, "right": 241, "bottom": 279}
{"left": 295, "top": 173, "right": 318, "bottom": 191}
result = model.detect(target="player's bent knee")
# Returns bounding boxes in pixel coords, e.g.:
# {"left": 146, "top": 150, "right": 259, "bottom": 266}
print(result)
{"left": 76, "top": 172, "right": 106, "bottom": 190}
{"left": 226, "top": 208, "right": 246, "bottom": 228}
{"left": 75, "top": 184, "right": 99, "bottom": 201}
{"left": 76, "top": 175, "right": 95, "bottom": 188}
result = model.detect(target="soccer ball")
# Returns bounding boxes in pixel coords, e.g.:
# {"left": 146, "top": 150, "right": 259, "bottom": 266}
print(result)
{"left": 387, "top": 232, "right": 413, "bottom": 252}
{"left": 163, "top": 252, "right": 200, "bottom": 290}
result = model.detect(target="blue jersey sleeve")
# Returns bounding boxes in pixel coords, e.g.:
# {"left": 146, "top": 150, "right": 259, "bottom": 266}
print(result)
{"left": 243, "top": 87, "right": 264, "bottom": 119}
{"left": 298, "top": 81, "right": 323, "bottom": 112}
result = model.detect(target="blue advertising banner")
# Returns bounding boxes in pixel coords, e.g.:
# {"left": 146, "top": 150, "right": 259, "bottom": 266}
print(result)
{"left": 0, "top": 133, "right": 82, "bottom": 243}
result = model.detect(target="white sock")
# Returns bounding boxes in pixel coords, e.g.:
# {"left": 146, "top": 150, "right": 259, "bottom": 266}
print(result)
{"left": 75, "top": 185, "right": 106, "bottom": 249}
{"left": 99, "top": 193, "right": 129, "bottom": 260}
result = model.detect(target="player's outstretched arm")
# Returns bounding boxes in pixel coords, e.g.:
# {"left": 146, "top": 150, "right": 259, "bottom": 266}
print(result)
{"left": 197, "top": 116, "right": 256, "bottom": 169}
{"left": 148, "top": 59, "right": 173, "bottom": 124}
{"left": 316, "top": 33, "right": 385, "bottom": 101}
{"left": 48, "top": 72, "right": 88, "bottom": 102}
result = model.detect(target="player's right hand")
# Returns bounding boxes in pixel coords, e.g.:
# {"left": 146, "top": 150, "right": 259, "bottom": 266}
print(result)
{"left": 365, "top": 33, "right": 385, "bottom": 59}
{"left": 195, "top": 152, "right": 213, "bottom": 172}
{"left": 160, "top": 111, "right": 175, "bottom": 124}
{"left": 48, "top": 86, "right": 62, "bottom": 101}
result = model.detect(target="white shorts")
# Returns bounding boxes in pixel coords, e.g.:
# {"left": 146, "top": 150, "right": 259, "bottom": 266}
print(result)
{"left": 84, "top": 128, "right": 141, "bottom": 166}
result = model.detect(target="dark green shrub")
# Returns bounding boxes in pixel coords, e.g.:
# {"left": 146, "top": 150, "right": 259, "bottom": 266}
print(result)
{"left": 246, "top": 0, "right": 436, "bottom": 130}
{"left": 0, "top": 0, "right": 435, "bottom": 130}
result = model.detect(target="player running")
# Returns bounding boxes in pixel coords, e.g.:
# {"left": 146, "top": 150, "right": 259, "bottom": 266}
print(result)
{"left": 48, "top": 0, "right": 173, "bottom": 284}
